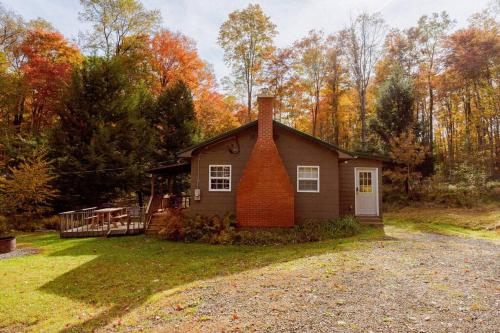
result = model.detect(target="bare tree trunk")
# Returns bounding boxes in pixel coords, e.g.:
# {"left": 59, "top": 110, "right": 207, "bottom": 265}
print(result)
{"left": 247, "top": 91, "right": 252, "bottom": 122}
{"left": 445, "top": 97, "right": 454, "bottom": 177}
{"left": 473, "top": 81, "right": 485, "bottom": 150}
{"left": 360, "top": 89, "right": 367, "bottom": 145}
{"left": 13, "top": 95, "right": 25, "bottom": 134}
{"left": 463, "top": 86, "right": 472, "bottom": 155}
{"left": 312, "top": 91, "right": 320, "bottom": 136}
{"left": 332, "top": 100, "right": 339, "bottom": 145}
{"left": 427, "top": 74, "right": 434, "bottom": 156}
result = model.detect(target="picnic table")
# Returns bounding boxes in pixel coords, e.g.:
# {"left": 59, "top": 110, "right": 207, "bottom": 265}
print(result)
{"left": 93, "top": 207, "right": 127, "bottom": 229}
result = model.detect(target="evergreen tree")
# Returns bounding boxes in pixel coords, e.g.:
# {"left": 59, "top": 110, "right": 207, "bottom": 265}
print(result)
{"left": 150, "top": 80, "right": 196, "bottom": 163}
{"left": 50, "top": 57, "right": 154, "bottom": 210}
{"left": 370, "top": 67, "right": 414, "bottom": 151}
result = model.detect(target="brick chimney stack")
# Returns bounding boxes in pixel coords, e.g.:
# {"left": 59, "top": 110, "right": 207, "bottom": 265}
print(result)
{"left": 236, "top": 95, "right": 295, "bottom": 227}
{"left": 257, "top": 95, "right": 274, "bottom": 141}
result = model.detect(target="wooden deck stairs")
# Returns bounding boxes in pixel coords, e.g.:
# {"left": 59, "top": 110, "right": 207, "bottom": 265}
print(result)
{"left": 145, "top": 213, "right": 167, "bottom": 236}
{"left": 356, "top": 215, "right": 384, "bottom": 226}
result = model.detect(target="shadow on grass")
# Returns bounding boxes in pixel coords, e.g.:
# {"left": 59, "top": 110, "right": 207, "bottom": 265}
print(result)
{"left": 38, "top": 228, "right": 384, "bottom": 332}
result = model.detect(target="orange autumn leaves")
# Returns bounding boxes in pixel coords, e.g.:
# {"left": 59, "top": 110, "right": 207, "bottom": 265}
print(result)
{"left": 149, "top": 29, "right": 241, "bottom": 138}
{"left": 16, "top": 28, "right": 81, "bottom": 132}
{"left": 151, "top": 30, "right": 212, "bottom": 94}
{"left": 14, "top": 27, "right": 241, "bottom": 138}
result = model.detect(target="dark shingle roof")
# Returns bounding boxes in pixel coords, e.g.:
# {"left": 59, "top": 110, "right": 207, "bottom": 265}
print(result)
{"left": 177, "top": 120, "right": 389, "bottom": 161}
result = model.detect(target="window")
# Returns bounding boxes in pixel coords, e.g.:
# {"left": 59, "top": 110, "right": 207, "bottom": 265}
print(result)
{"left": 359, "top": 171, "right": 372, "bottom": 192}
{"left": 297, "top": 166, "right": 320, "bottom": 192}
{"left": 209, "top": 165, "right": 231, "bottom": 191}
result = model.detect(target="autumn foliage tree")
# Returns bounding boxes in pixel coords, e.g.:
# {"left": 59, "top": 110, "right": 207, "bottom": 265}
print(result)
{"left": 0, "top": 149, "right": 57, "bottom": 229}
{"left": 79, "top": 0, "right": 160, "bottom": 58}
{"left": 343, "top": 12, "right": 386, "bottom": 145}
{"left": 194, "top": 91, "right": 240, "bottom": 139}
{"left": 218, "top": 4, "right": 277, "bottom": 120}
{"left": 150, "top": 30, "right": 213, "bottom": 94}
{"left": 294, "top": 30, "right": 329, "bottom": 136}
{"left": 18, "top": 28, "right": 81, "bottom": 133}
{"left": 263, "top": 47, "right": 297, "bottom": 122}
{"left": 385, "top": 132, "right": 427, "bottom": 195}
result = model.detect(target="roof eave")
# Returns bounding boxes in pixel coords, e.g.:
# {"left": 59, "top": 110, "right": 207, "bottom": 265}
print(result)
{"left": 177, "top": 121, "right": 258, "bottom": 157}
{"left": 175, "top": 120, "right": 392, "bottom": 161}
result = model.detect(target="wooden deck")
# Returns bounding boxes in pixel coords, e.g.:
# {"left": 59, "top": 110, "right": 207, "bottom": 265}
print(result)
{"left": 59, "top": 207, "right": 146, "bottom": 238}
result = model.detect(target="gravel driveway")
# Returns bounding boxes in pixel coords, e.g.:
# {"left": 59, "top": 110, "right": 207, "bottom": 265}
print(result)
{"left": 139, "top": 226, "right": 500, "bottom": 333}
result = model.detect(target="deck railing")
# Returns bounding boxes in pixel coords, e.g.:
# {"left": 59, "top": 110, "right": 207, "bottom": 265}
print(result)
{"left": 59, "top": 207, "right": 97, "bottom": 233}
{"left": 126, "top": 206, "right": 146, "bottom": 234}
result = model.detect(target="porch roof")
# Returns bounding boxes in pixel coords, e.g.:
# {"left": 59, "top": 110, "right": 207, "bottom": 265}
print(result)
{"left": 146, "top": 162, "right": 191, "bottom": 175}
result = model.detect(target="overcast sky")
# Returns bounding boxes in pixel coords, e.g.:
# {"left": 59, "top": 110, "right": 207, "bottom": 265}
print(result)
{"left": 2, "top": 0, "right": 492, "bottom": 84}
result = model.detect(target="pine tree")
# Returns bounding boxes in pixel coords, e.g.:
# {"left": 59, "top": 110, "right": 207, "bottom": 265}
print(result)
{"left": 371, "top": 67, "right": 415, "bottom": 150}
{"left": 50, "top": 57, "right": 154, "bottom": 210}
{"left": 149, "top": 80, "right": 196, "bottom": 163}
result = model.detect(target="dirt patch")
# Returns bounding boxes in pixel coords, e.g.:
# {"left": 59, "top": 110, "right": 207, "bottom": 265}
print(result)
{"left": 108, "top": 226, "right": 499, "bottom": 333}
{"left": 0, "top": 248, "right": 40, "bottom": 260}
{"left": 386, "top": 204, "right": 500, "bottom": 231}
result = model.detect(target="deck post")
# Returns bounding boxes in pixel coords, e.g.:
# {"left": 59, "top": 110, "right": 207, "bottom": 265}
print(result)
{"left": 151, "top": 175, "right": 155, "bottom": 196}
{"left": 159, "top": 176, "right": 163, "bottom": 210}
{"left": 167, "top": 176, "right": 173, "bottom": 194}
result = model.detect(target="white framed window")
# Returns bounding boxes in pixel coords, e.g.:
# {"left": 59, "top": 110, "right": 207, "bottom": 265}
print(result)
{"left": 297, "top": 166, "right": 320, "bottom": 192}
{"left": 209, "top": 165, "right": 231, "bottom": 191}
{"left": 358, "top": 171, "right": 373, "bottom": 192}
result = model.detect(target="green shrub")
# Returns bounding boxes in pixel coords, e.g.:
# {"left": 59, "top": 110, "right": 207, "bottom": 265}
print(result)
{"left": 160, "top": 213, "right": 362, "bottom": 245}
{"left": 163, "top": 212, "right": 237, "bottom": 244}
{"left": 233, "top": 216, "right": 362, "bottom": 245}
{"left": 40, "top": 216, "right": 60, "bottom": 230}
{"left": 330, "top": 215, "right": 361, "bottom": 237}
{"left": 157, "top": 209, "right": 185, "bottom": 241}
{"left": 0, "top": 215, "right": 9, "bottom": 236}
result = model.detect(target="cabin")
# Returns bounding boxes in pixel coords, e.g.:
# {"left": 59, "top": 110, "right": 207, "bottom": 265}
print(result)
{"left": 146, "top": 95, "right": 384, "bottom": 234}
{"left": 60, "top": 95, "right": 384, "bottom": 238}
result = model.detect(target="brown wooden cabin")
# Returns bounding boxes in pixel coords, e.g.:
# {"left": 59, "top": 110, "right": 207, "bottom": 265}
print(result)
{"left": 145, "top": 96, "right": 387, "bottom": 235}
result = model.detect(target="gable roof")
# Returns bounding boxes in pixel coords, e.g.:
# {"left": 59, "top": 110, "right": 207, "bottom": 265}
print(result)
{"left": 178, "top": 120, "right": 387, "bottom": 161}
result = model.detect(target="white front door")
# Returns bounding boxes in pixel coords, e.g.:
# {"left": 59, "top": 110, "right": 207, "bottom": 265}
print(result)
{"left": 354, "top": 168, "right": 379, "bottom": 216}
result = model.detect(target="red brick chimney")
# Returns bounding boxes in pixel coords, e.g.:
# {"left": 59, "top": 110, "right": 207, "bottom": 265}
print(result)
{"left": 236, "top": 96, "right": 295, "bottom": 227}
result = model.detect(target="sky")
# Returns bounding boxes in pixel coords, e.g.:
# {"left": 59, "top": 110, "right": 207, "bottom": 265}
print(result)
{"left": 1, "top": 0, "right": 493, "bottom": 84}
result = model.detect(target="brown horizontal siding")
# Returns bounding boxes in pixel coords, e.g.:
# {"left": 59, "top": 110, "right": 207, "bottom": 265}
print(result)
{"left": 189, "top": 126, "right": 255, "bottom": 217}
{"left": 190, "top": 124, "right": 340, "bottom": 221}
{"left": 339, "top": 158, "right": 383, "bottom": 218}
{"left": 274, "top": 127, "right": 339, "bottom": 221}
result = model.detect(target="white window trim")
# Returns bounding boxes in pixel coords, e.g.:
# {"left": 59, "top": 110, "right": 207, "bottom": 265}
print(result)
{"left": 209, "top": 164, "right": 232, "bottom": 192}
{"left": 297, "top": 165, "right": 320, "bottom": 193}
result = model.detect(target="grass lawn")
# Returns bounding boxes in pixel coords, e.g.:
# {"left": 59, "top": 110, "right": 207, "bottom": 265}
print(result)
{"left": 384, "top": 203, "right": 500, "bottom": 239}
{"left": 0, "top": 228, "right": 383, "bottom": 332}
